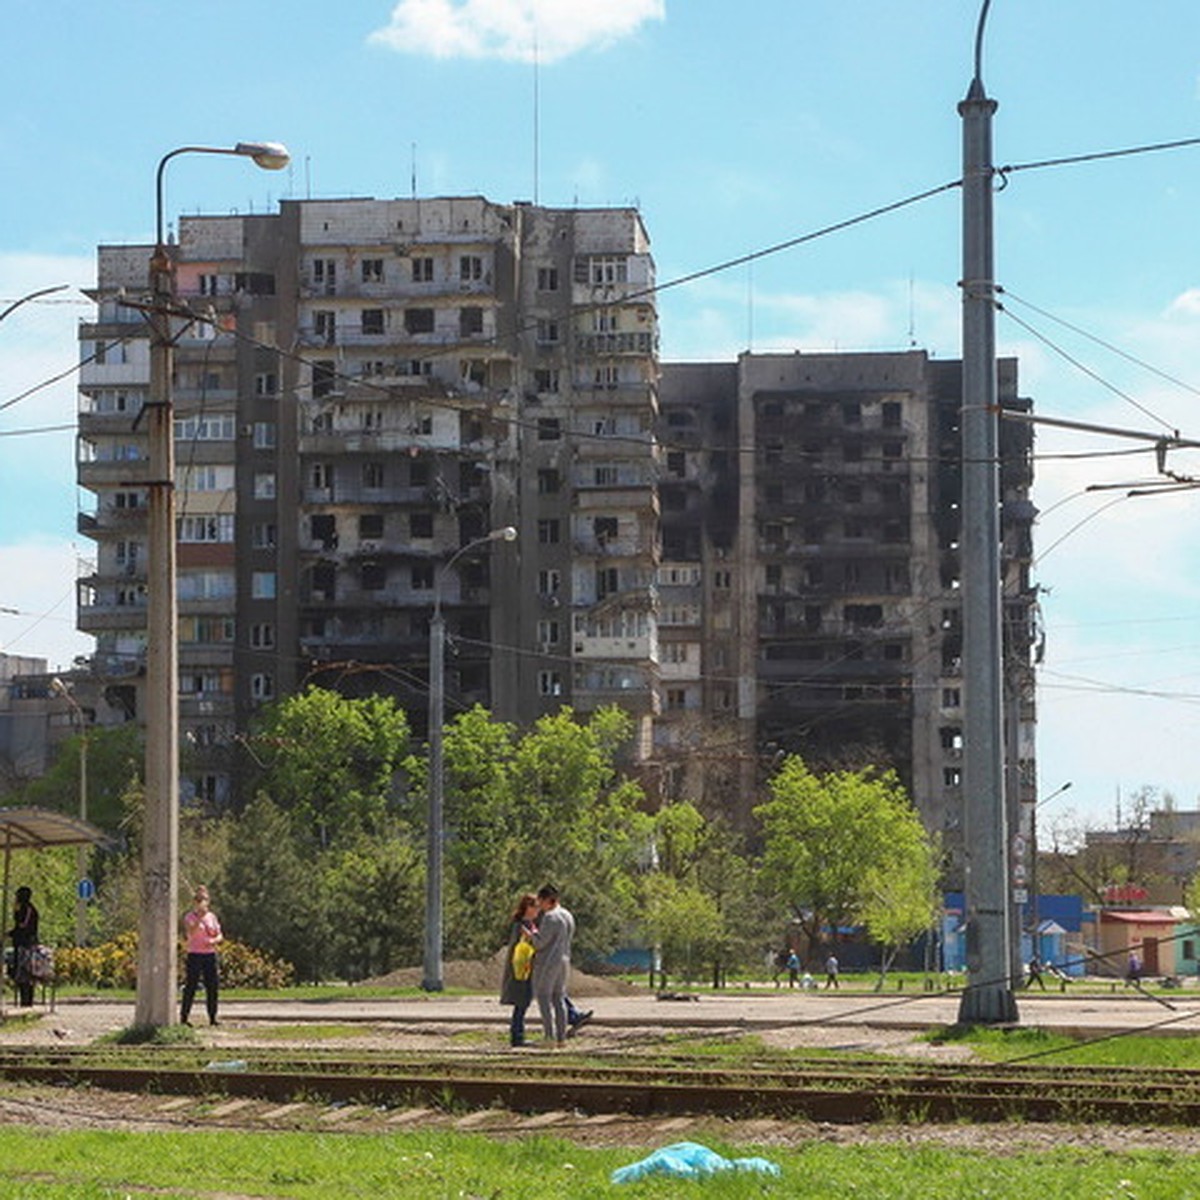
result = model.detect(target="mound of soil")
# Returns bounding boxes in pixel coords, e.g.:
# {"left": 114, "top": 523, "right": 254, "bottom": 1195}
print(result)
{"left": 362, "top": 948, "right": 641, "bottom": 997}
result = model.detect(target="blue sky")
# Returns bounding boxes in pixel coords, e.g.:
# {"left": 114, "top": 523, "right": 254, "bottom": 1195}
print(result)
{"left": 2, "top": 0, "right": 1200, "bottom": 831}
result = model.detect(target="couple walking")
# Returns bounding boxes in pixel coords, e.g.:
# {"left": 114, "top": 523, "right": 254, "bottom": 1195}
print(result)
{"left": 501, "top": 885, "right": 591, "bottom": 1048}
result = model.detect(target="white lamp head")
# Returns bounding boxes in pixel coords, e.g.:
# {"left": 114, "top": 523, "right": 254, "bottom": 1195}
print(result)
{"left": 234, "top": 142, "right": 291, "bottom": 171}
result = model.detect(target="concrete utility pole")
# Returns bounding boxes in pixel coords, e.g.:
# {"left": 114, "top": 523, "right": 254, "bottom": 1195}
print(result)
{"left": 957, "top": 0, "right": 1018, "bottom": 1025}
{"left": 135, "top": 143, "right": 289, "bottom": 1029}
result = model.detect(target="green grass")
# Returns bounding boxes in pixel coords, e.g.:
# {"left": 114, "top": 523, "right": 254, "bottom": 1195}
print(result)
{"left": 250, "top": 1022, "right": 375, "bottom": 1041}
{"left": 0, "top": 1127, "right": 1198, "bottom": 1198}
{"left": 929, "top": 1025, "right": 1200, "bottom": 1069}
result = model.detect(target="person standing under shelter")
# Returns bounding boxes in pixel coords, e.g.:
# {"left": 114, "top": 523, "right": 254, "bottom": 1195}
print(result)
{"left": 180, "top": 884, "right": 223, "bottom": 1027}
{"left": 9, "top": 887, "right": 39, "bottom": 1007}
{"left": 530, "top": 884, "right": 575, "bottom": 1047}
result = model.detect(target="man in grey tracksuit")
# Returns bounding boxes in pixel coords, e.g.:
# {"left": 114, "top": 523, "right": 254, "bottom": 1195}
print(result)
{"left": 531, "top": 884, "right": 576, "bottom": 1046}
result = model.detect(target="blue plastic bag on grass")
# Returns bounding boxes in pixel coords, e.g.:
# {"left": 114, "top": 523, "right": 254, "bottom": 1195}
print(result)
{"left": 611, "top": 1141, "right": 781, "bottom": 1184}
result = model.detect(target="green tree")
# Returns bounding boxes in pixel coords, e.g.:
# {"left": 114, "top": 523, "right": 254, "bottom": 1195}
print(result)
{"left": 21, "top": 723, "right": 141, "bottom": 837}
{"left": 639, "top": 802, "right": 758, "bottom": 986}
{"left": 221, "top": 794, "right": 325, "bottom": 980}
{"left": 320, "top": 830, "right": 426, "bottom": 980}
{"left": 755, "top": 756, "right": 939, "bottom": 967}
{"left": 859, "top": 829, "right": 941, "bottom": 987}
{"left": 248, "top": 687, "right": 415, "bottom": 849}
{"left": 639, "top": 873, "right": 724, "bottom": 983}
{"left": 440, "top": 705, "right": 651, "bottom": 962}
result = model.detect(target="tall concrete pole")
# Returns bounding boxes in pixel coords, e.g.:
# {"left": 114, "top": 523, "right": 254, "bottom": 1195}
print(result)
{"left": 134, "top": 143, "right": 289, "bottom": 1029}
{"left": 423, "top": 526, "right": 517, "bottom": 993}
{"left": 957, "top": 0, "right": 1018, "bottom": 1025}
{"left": 135, "top": 234, "right": 181, "bottom": 1029}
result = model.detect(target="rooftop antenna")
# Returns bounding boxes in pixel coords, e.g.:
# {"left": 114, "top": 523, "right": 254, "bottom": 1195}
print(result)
{"left": 907, "top": 271, "right": 917, "bottom": 347}
{"left": 532, "top": 26, "right": 540, "bottom": 205}
{"left": 411, "top": 142, "right": 418, "bottom": 199}
{"left": 746, "top": 261, "right": 755, "bottom": 353}
{"left": 305, "top": 155, "right": 312, "bottom": 200}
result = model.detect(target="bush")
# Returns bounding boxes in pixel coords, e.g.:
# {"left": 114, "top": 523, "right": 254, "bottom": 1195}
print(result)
{"left": 54, "top": 934, "right": 294, "bottom": 990}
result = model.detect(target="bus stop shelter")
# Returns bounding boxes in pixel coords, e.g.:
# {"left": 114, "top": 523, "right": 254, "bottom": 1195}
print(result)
{"left": 0, "top": 807, "right": 110, "bottom": 1014}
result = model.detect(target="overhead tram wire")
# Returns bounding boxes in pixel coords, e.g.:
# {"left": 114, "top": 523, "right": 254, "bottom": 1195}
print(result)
{"left": 999, "top": 288, "right": 1200, "bottom": 403}
{"left": 8, "top": 133, "right": 1200, "bottom": 423}
{"left": 997, "top": 305, "right": 1179, "bottom": 433}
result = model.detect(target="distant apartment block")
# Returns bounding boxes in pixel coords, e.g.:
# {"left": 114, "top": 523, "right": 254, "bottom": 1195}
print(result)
{"left": 76, "top": 198, "right": 1036, "bottom": 851}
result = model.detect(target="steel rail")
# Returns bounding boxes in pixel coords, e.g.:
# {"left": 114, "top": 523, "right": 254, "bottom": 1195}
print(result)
{"left": 3, "top": 1050, "right": 1200, "bottom": 1125}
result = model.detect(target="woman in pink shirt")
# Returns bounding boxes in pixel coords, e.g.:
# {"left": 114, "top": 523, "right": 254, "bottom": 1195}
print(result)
{"left": 180, "top": 884, "right": 223, "bottom": 1026}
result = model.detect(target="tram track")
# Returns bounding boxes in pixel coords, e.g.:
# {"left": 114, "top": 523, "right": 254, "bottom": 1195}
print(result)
{"left": 2, "top": 1045, "right": 1199, "bottom": 1125}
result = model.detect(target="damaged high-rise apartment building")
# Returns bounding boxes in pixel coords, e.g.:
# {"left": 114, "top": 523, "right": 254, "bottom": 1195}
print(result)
{"left": 76, "top": 196, "right": 1036, "bottom": 854}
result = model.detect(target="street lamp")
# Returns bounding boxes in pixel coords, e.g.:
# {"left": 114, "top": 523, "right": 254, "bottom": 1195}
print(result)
{"left": 50, "top": 678, "right": 89, "bottom": 946}
{"left": 137, "top": 141, "right": 290, "bottom": 1029}
{"left": 0, "top": 284, "right": 68, "bottom": 326}
{"left": 423, "top": 526, "right": 518, "bottom": 992}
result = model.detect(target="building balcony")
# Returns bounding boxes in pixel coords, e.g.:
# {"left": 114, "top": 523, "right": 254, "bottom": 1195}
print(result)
{"left": 573, "top": 331, "right": 657, "bottom": 357}
{"left": 572, "top": 632, "right": 657, "bottom": 662}
{"left": 77, "top": 602, "right": 147, "bottom": 633}
{"left": 178, "top": 695, "right": 234, "bottom": 720}
{"left": 78, "top": 409, "right": 146, "bottom": 434}
{"left": 571, "top": 681, "right": 660, "bottom": 717}
{"left": 78, "top": 459, "right": 150, "bottom": 488}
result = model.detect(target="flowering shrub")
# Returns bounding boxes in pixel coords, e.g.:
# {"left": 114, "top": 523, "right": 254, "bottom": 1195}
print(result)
{"left": 54, "top": 934, "right": 294, "bottom": 990}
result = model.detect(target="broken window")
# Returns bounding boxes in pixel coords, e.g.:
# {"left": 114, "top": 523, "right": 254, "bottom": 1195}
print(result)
{"left": 312, "top": 359, "right": 337, "bottom": 399}
{"left": 361, "top": 308, "right": 385, "bottom": 336}
{"left": 593, "top": 516, "right": 619, "bottom": 544}
{"left": 405, "top": 308, "right": 435, "bottom": 334}
{"left": 358, "top": 513, "right": 384, "bottom": 540}
{"left": 314, "top": 311, "right": 337, "bottom": 344}
{"left": 459, "top": 306, "right": 484, "bottom": 336}
{"left": 361, "top": 258, "right": 384, "bottom": 283}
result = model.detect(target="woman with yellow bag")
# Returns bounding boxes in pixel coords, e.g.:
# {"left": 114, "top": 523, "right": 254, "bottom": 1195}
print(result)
{"left": 500, "top": 892, "right": 539, "bottom": 1047}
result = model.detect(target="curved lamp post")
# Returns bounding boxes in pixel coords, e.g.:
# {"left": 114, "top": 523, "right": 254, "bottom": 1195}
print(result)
{"left": 138, "top": 141, "right": 290, "bottom": 1029}
{"left": 423, "top": 526, "right": 518, "bottom": 992}
{"left": 50, "top": 678, "right": 89, "bottom": 946}
{"left": 0, "top": 284, "right": 68, "bottom": 326}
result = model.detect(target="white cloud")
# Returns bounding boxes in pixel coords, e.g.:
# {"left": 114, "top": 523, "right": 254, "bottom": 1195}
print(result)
{"left": 369, "top": 0, "right": 664, "bottom": 64}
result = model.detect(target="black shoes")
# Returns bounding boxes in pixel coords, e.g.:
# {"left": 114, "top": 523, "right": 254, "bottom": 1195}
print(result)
{"left": 568, "top": 1010, "right": 594, "bottom": 1036}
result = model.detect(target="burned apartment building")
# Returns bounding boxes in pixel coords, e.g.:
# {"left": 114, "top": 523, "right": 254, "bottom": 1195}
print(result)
{"left": 76, "top": 195, "right": 1035, "bottom": 849}
{"left": 77, "top": 197, "right": 660, "bottom": 805}
{"left": 655, "top": 351, "right": 1037, "bottom": 855}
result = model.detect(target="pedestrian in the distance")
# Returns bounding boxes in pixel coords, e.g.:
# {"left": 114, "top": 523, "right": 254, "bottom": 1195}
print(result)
{"left": 786, "top": 949, "right": 801, "bottom": 989}
{"left": 1027, "top": 954, "right": 1046, "bottom": 991}
{"left": 1126, "top": 950, "right": 1143, "bottom": 987}
{"left": 530, "top": 884, "right": 575, "bottom": 1047}
{"left": 180, "top": 884, "right": 223, "bottom": 1027}
{"left": 500, "top": 892, "right": 539, "bottom": 1047}
{"left": 9, "top": 886, "right": 39, "bottom": 1007}
{"left": 824, "top": 952, "right": 840, "bottom": 989}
